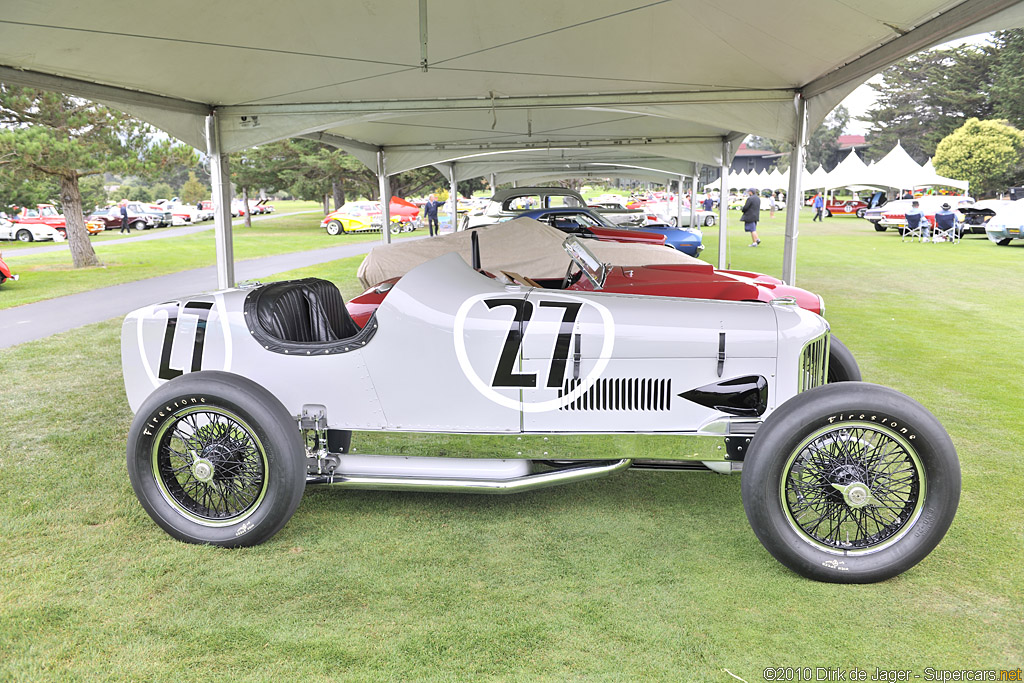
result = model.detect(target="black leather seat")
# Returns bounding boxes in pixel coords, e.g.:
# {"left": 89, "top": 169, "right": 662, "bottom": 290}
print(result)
{"left": 253, "top": 278, "right": 360, "bottom": 344}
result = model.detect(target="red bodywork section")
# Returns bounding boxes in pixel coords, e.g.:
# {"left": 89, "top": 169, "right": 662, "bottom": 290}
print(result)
{"left": 0, "top": 252, "right": 16, "bottom": 285}
{"left": 347, "top": 262, "right": 821, "bottom": 329}
{"left": 825, "top": 200, "right": 867, "bottom": 215}
{"left": 389, "top": 197, "right": 421, "bottom": 223}
{"left": 586, "top": 225, "right": 664, "bottom": 245}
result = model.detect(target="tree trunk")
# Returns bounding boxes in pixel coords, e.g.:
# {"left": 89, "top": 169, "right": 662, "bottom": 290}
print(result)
{"left": 242, "top": 186, "right": 252, "bottom": 228}
{"left": 332, "top": 181, "right": 345, "bottom": 211}
{"left": 59, "top": 173, "right": 101, "bottom": 268}
{"left": 323, "top": 194, "right": 331, "bottom": 215}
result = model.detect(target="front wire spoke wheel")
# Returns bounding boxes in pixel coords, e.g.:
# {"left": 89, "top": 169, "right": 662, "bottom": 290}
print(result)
{"left": 153, "top": 407, "right": 268, "bottom": 526}
{"left": 782, "top": 423, "right": 924, "bottom": 555}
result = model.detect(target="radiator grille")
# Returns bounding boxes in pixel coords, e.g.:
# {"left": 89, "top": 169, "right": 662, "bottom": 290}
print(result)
{"left": 798, "top": 334, "right": 830, "bottom": 392}
{"left": 559, "top": 378, "right": 672, "bottom": 411}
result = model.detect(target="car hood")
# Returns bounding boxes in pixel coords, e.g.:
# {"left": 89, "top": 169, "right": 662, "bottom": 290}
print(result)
{"left": 600, "top": 264, "right": 822, "bottom": 314}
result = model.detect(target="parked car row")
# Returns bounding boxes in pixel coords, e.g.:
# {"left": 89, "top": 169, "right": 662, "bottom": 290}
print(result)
{"left": 1, "top": 204, "right": 104, "bottom": 241}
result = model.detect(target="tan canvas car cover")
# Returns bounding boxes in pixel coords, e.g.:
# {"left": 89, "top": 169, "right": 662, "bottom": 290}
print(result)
{"left": 356, "top": 218, "right": 704, "bottom": 289}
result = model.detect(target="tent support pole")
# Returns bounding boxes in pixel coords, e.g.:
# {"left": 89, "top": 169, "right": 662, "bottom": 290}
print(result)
{"left": 783, "top": 96, "right": 808, "bottom": 285}
{"left": 675, "top": 176, "right": 682, "bottom": 226}
{"left": 377, "top": 151, "right": 392, "bottom": 245}
{"left": 490, "top": 173, "right": 497, "bottom": 192}
{"left": 206, "top": 112, "right": 235, "bottom": 289}
{"left": 690, "top": 165, "right": 700, "bottom": 231}
{"left": 718, "top": 141, "right": 730, "bottom": 269}
{"left": 449, "top": 163, "right": 458, "bottom": 233}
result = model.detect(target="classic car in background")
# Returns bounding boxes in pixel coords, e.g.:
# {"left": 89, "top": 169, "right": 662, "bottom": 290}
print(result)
{"left": 981, "top": 199, "right": 1024, "bottom": 245}
{"left": 89, "top": 205, "right": 155, "bottom": 231}
{"left": 1, "top": 214, "right": 67, "bottom": 242}
{"left": 824, "top": 198, "right": 869, "bottom": 218}
{"left": 960, "top": 199, "right": 1015, "bottom": 237}
{"left": 11, "top": 203, "right": 103, "bottom": 237}
{"left": 513, "top": 207, "right": 702, "bottom": 256}
{"left": 462, "top": 186, "right": 588, "bottom": 230}
{"left": 633, "top": 199, "right": 718, "bottom": 227}
{"left": 322, "top": 201, "right": 383, "bottom": 234}
{"left": 121, "top": 235, "right": 959, "bottom": 583}
{"left": 321, "top": 199, "right": 421, "bottom": 235}
{"left": 0, "top": 251, "right": 18, "bottom": 285}
{"left": 877, "top": 195, "right": 973, "bottom": 234}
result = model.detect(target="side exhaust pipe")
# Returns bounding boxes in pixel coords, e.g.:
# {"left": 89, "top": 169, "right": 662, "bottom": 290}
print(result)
{"left": 308, "top": 459, "right": 632, "bottom": 494}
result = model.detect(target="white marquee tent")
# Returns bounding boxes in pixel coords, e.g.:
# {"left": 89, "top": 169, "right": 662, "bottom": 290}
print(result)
{"left": 1, "top": 0, "right": 1021, "bottom": 284}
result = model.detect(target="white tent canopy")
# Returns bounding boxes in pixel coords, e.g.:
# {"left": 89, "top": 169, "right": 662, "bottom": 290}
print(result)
{"left": 1, "top": 0, "right": 1020, "bottom": 285}
{"left": 818, "top": 145, "right": 970, "bottom": 192}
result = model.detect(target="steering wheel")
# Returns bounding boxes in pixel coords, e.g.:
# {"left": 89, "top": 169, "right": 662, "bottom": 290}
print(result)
{"left": 561, "top": 262, "right": 580, "bottom": 290}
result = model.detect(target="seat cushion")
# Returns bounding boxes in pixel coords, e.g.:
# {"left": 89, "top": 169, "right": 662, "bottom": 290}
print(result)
{"left": 254, "top": 278, "right": 360, "bottom": 344}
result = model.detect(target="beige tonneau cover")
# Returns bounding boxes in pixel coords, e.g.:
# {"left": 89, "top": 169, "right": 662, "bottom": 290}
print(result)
{"left": 357, "top": 217, "right": 703, "bottom": 288}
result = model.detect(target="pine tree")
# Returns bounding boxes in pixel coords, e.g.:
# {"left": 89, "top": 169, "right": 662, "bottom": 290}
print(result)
{"left": 0, "top": 85, "right": 196, "bottom": 267}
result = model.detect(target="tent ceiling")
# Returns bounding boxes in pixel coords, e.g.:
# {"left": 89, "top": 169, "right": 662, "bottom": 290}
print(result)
{"left": 2, "top": 0, "right": 1023, "bottom": 172}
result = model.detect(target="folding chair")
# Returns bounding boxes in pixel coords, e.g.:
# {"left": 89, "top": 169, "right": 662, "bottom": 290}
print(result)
{"left": 932, "top": 212, "right": 960, "bottom": 244}
{"left": 902, "top": 212, "right": 925, "bottom": 242}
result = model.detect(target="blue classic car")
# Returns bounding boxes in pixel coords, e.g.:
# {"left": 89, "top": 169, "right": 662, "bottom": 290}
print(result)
{"left": 512, "top": 207, "right": 704, "bottom": 256}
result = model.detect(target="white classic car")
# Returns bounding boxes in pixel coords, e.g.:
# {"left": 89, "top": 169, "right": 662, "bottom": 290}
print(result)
{"left": 121, "top": 237, "right": 960, "bottom": 583}
{"left": 461, "top": 186, "right": 588, "bottom": 230}
{"left": 0, "top": 216, "right": 66, "bottom": 242}
{"left": 980, "top": 199, "right": 1024, "bottom": 245}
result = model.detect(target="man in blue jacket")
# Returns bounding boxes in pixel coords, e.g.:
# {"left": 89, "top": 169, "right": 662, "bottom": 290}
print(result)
{"left": 423, "top": 194, "right": 443, "bottom": 237}
{"left": 741, "top": 188, "right": 761, "bottom": 246}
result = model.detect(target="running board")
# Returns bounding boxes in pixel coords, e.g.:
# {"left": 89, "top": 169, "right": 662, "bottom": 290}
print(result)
{"left": 307, "top": 458, "right": 632, "bottom": 493}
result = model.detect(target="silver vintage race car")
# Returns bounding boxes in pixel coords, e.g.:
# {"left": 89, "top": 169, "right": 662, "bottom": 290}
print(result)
{"left": 121, "top": 237, "right": 960, "bottom": 583}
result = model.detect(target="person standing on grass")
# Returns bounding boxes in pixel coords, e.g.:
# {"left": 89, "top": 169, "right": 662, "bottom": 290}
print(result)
{"left": 702, "top": 193, "right": 714, "bottom": 212}
{"left": 741, "top": 188, "right": 761, "bottom": 247}
{"left": 423, "top": 194, "right": 443, "bottom": 237}
{"left": 119, "top": 200, "right": 130, "bottom": 234}
{"left": 812, "top": 192, "right": 824, "bottom": 222}
{"left": 769, "top": 193, "right": 776, "bottom": 218}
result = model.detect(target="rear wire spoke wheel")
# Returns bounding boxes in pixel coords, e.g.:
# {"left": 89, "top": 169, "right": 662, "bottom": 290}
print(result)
{"left": 741, "top": 382, "right": 960, "bottom": 583}
{"left": 127, "top": 371, "right": 306, "bottom": 547}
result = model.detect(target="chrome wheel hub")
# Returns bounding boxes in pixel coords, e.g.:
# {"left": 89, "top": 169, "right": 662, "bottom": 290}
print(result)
{"left": 192, "top": 458, "right": 215, "bottom": 483}
{"left": 831, "top": 481, "right": 881, "bottom": 509}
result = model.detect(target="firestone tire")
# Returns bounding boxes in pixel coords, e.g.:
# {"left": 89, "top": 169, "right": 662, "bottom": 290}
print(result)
{"left": 874, "top": 224, "right": 887, "bottom": 232}
{"left": 326, "top": 220, "right": 343, "bottom": 236}
{"left": 16, "top": 229, "right": 33, "bottom": 242}
{"left": 741, "top": 382, "right": 960, "bottom": 583}
{"left": 704, "top": 215, "right": 716, "bottom": 226}
{"left": 826, "top": 335, "right": 861, "bottom": 383}
{"left": 126, "top": 371, "right": 306, "bottom": 548}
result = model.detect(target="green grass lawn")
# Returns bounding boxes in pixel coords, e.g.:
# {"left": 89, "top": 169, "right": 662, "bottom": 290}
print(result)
{"left": 1, "top": 209, "right": 1022, "bottom": 680}
{"left": 0, "top": 201, "right": 414, "bottom": 310}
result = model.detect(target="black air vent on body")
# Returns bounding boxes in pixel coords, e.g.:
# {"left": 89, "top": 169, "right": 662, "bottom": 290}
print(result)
{"left": 559, "top": 378, "right": 672, "bottom": 411}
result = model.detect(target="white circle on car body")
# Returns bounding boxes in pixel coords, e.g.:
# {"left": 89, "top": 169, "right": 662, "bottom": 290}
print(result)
{"left": 452, "top": 292, "right": 615, "bottom": 413}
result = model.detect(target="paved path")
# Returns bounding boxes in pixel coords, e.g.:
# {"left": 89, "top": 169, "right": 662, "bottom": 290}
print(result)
{"left": 0, "top": 237, "right": 418, "bottom": 349}
{"left": 9, "top": 209, "right": 320, "bottom": 257}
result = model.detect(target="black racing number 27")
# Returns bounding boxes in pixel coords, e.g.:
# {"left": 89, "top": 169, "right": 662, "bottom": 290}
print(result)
{"left": 157, "top": 301, "right": 214, "bottom": 380}
{"left": 486, "top": 298, "right": 582, "bottom": 388}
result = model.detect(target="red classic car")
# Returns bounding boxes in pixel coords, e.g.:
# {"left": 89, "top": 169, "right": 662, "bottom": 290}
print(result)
{"left": 13, "top": 204, "right": 104, "bottom": 236}
{"left": 824, "top": 199, "right": 869, "bottom": 218}
{"left": 0, "top": 251, "right": 18, "bottom": 286}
